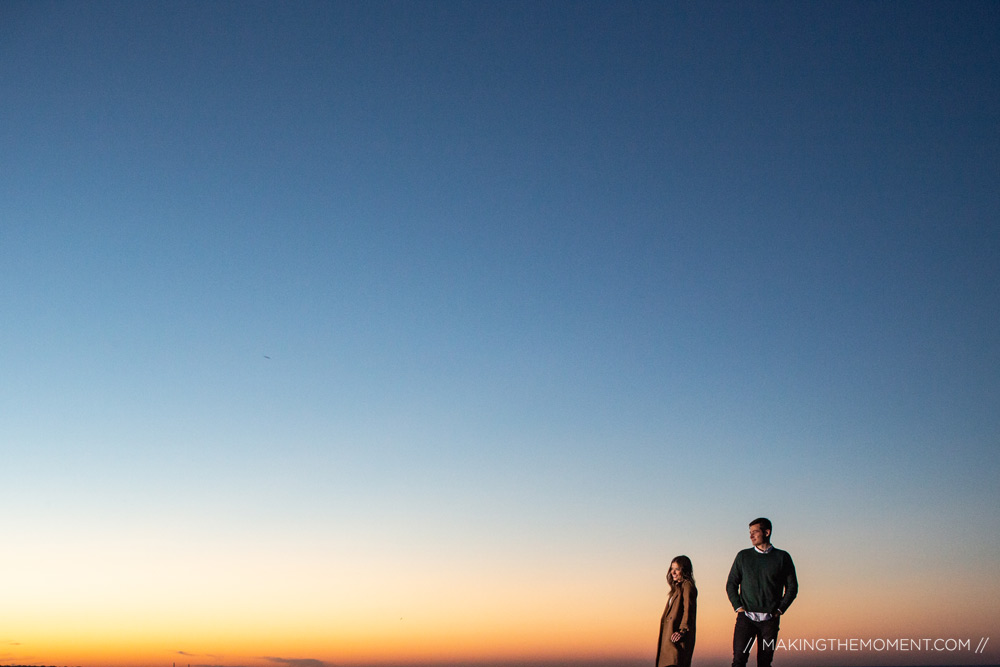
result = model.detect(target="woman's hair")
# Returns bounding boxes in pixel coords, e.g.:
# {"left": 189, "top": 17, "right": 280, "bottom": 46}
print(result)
{"left": 669, "top": 555, "right": 695, "bottom": 593}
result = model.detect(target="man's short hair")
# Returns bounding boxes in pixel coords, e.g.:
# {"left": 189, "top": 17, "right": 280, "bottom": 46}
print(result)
{"left": 750, "top": 517, "right": 772, "bottom": 533}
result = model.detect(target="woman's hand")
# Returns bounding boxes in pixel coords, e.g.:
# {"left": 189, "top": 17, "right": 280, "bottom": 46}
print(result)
{"left": 670, "top": 631, "right": 683, "bottom": 643}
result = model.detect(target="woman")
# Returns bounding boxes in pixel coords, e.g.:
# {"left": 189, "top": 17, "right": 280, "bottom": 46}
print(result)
{"left": 656, "top": 555, "right": 697, "bottom": 667}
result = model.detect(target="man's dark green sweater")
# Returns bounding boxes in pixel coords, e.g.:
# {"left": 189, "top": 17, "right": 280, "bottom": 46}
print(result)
{"left": 726, "top": 546, "right": 798, "bottom": 615}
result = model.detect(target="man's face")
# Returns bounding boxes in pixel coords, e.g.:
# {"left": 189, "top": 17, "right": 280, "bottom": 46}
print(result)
{"left": 749, "top": 523, "right": 770, "bottom": 547}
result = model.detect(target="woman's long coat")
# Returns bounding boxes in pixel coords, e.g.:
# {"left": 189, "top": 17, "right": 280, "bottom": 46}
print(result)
{"left": 656, "top": 578, "right": 697, "bottom": 667}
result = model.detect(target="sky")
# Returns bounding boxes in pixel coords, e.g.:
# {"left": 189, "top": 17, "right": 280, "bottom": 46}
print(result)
{"left": 1, "top": 2, "right": 998, "bottom": 667}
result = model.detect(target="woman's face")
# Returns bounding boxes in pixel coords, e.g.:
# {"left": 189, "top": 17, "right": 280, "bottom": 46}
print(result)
{"left": 669, "top": 561, "right": 683, "bottom": 582}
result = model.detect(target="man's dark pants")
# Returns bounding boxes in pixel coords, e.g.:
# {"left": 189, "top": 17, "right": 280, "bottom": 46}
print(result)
{"left": 732, "top": 612, "right": 780, "bottom": 667}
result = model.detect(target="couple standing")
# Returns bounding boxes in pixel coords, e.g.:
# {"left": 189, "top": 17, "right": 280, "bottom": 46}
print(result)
{"left": 655, "top": 518, "right": 799, "bottom": 667}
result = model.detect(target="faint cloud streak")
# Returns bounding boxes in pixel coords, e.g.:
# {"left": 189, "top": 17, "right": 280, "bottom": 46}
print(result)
{"left": 265, "top": 657, "right": 334, "bottom": 667}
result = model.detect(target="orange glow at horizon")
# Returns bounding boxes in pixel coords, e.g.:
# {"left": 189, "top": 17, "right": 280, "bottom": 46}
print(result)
{"left": 4, "top": 541, "right": 998, "bottom": 667}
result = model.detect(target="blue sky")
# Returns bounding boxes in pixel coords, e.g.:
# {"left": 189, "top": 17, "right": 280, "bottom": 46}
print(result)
{"left": 1, "top": 2, "right": 998, "bottom": 666}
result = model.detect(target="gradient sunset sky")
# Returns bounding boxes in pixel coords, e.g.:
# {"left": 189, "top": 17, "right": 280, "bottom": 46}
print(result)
{"left": 2, "top": 2, "right": 998, "bottom": 667}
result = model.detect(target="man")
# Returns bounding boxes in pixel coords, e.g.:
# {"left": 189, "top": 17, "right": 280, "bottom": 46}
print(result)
{"left": 726, "top": 518, "right": 798, "bottom": 667}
